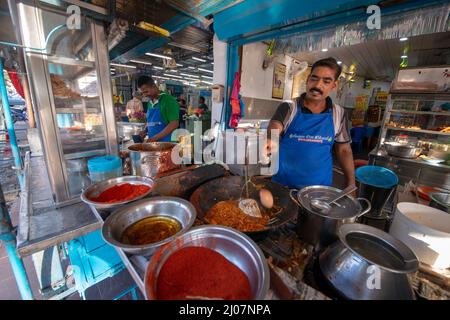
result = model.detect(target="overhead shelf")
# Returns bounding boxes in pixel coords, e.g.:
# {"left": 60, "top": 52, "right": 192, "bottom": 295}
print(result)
{"left": 63, "top": 149, "right": 106, "bottom": 160}
{"left": 385, "top": 126, "right": 450, "bottom": 136}
{"left": 389, "top": 110, "right": 450, "bottom": 116}
{"left": 56, "top": 108, "right": 100, "bottom": 114}
{"left": 47, "top": 55, "right": 95, "bottom": 68}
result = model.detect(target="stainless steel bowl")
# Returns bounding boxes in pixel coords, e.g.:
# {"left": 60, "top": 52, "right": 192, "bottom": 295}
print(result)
{"left": 80, "top": 175, "right": 154, "bottom": 211}
{"left": 385, "top": 142, "right": 422, "bottom": 159}
{"left": 145, "top": 225, "right": 270, "bottom": 300}
{"left": 102, "top": 197, "right": 196, "bottom": 256}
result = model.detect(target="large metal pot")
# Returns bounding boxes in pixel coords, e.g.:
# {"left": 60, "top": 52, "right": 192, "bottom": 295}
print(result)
{"left": 384, "top": 142, "right": 422, "bottom": 159}
{"left": 319, "top": 223, "right": 419, "bottom": 300}
{"left": 128, "top": 142, "right": 181, "bottom": 177}
{"left": 290, "top": 186, "right": 371, "bottom": 250}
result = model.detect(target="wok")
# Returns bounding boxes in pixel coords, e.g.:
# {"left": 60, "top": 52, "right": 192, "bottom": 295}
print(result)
{"left": 189, "top": 175, "right": 297, "bottom": 240}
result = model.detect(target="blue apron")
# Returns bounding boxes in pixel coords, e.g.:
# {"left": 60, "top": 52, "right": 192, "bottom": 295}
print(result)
{"left": 272, "top": 102, "right": 335, "bottom": 189}
{"left": 146, "top": 99, "right": 171, "bottom": 142}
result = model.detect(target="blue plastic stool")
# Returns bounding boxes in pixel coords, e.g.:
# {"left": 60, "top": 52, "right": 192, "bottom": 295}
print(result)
{"left": 351, "top": 127, "right": 366, "bottom": 153}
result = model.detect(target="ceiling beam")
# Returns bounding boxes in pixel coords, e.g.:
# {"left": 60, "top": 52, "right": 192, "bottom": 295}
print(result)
{"left": 61, "top": 0, "right": 108, "bottom": 15}
{"left": 168, "top": 42, "right": 208, "bottom": 53}
{"left": 112, "top": 0, "right": 236, "bottom": 63}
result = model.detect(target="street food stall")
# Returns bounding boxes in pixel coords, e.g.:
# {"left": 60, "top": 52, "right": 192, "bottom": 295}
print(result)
{"left": 2, "top": 0, "right": 450, "bottom": 302}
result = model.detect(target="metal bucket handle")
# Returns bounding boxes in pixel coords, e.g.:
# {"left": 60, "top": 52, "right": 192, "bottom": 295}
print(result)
{"left": 356, "top": 197, "right": 372, "bottom": 217}
{"left": 289, "top": 189, "right": 301, "bottom": 207}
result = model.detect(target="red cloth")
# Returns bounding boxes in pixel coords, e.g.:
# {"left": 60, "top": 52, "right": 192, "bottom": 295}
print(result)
{"left": 229, "top": 72, "right": 241, "bottom": 128}
{"left": 7, "top": 71, "right": 25, "bottom": 99}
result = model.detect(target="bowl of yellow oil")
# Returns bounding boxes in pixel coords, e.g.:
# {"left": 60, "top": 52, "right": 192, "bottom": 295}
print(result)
{"left": 102, "top": 197, "right": 197, "bottom": 255}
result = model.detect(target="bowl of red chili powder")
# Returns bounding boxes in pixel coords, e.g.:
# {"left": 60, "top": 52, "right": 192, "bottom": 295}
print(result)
{"left": 81, "top": 175, "right": 154, "bottom": 210}
{"left": 145, "top": 225, "right": 270, "bottom": 300}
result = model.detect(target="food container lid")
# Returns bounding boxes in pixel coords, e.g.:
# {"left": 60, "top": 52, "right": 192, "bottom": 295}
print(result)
{"left": 356, "top": 165, "right": 398, "bottom": 189}
{"left": 430, "top": 192, "right": 450, "bottom": 208}
{"left": 297, "top": 186, "right": 361, "bottom": 219}
{"left": 88, "top": 155, "right": 122, "bottom": 173}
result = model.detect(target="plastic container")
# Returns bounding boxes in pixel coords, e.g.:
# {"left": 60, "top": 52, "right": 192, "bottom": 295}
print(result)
{"left": 87, "top": 155, "right": 123, "bottom": 183}
{"left": 390, "top": 202, "right": 450, "bottom": 269}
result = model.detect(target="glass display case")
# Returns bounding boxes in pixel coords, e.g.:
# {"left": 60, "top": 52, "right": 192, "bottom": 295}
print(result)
{"left": 380, "top": 93, "right": 450, "bottom": 154}
{"left": 370, "top": 66, "right": 450, "bottom": 189}
{"left": 18, "top": 2, "right": 118, "bottom": 204}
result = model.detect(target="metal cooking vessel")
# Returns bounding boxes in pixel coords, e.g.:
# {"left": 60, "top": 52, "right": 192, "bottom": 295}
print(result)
{"left": 80, "top": 175, "right": 154, "bottom": 212}
{"left": 189, "top": 175, "right": 298, "bottom": 240}
{"left": 319, "top": 223, "right": 419, "bottom": 300}
{"left": 384, "top": 142, "right": 422, "bottom": 159}
{"left": 145, "top": 225, "right": 270, "bottom": 300}
{"left": 101, "top": 197, "right": 196, "bottom": 256}
{"left": 128, "top": 142, "right": 181, "bottom": 178}
{"left": 429, "top": 192, "right": 450, "bottom": 213}
{"left": 290, "top": 186, "right": 371, "bottom": 250}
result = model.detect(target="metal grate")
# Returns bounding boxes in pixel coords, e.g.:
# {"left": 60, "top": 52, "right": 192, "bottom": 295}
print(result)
{"left": 114, "top": 0, "right": 177, "bottom": 27}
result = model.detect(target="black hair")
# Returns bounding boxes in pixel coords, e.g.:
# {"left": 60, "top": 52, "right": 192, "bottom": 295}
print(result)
{"left": 199, "top": 96, "right": 205, "bottom": 102}
{"left": 137, "top": 75, "right": 155, "bottom": 87}
{"left": 311, "top": 57, "right": 342, "bottom": 80}
{"left": 179, "top": 98, "right": 186, "bottom": 104}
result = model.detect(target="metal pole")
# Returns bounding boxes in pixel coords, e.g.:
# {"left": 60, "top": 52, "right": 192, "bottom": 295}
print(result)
{"left": 0, "top": 58, "right": 23, "bottom": 188}
{"left": 7, "top": 0, "right": 36, "bottom": 128}
{"left": 0, "top": 183, "right": 33, "bottom": 300}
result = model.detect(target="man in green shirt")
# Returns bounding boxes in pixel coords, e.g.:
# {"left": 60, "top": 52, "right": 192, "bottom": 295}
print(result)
{"left": 137, "top": 75, "right": 179, "bottom": 142}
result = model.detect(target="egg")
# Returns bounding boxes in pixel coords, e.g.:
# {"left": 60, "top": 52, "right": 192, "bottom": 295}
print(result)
{"left": 259, "top": 188, "right": 274, "bottom": 209}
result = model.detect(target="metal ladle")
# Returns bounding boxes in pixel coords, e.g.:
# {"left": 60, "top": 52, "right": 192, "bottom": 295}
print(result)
{"left": 238, "top": 135, "right": 262, "bottom": 218}
{"left": 310, "top": 185, "right": 358, "bottom": 213}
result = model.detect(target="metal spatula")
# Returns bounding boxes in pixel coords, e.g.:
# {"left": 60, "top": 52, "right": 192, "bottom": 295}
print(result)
{"left": 238, "top": 198, "right": 262, "bottom": 218}
{"left": 238, "top": 136, "right": 262, "bottom": 218}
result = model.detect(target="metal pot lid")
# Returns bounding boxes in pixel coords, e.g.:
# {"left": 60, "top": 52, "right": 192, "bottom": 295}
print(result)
{"left": 430, "top": 192, "right": 450, "bottom": 208}
{"left": 338, "top": 223, "right": 419, "bottom": 273}
{"left": 297, "top": 185, "right": 362, "bottom": 219}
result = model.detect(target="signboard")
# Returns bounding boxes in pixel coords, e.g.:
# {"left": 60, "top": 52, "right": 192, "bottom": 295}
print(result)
{"left": 351, "top": 94, "right": 368, "bottom": 127}
{"left": 272, "top": 63, "right": 286, "bottom": 99}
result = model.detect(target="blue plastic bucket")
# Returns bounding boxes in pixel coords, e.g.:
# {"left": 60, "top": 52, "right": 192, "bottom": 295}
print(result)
{"left": 355, "top": 165, "right": 398, "bottom": 189}
{"left": 87, "top": 155, "right": 122, "bottom": 182}
{"left": 356, "top": 165, "right": 398, "bottom": 216}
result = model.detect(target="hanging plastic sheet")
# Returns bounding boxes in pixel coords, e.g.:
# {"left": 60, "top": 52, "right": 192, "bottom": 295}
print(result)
{"left": 273, "top": 3, "right": 450, "bottom": 56}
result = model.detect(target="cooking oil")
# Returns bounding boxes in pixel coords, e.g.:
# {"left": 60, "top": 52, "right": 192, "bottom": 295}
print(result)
{"left": 121, "top": 216, "right": 181, "bottom": 245}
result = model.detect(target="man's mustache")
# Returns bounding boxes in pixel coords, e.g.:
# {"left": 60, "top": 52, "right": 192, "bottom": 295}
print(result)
{"left": 309, "top": 87, "right": 323, "bottom": 95}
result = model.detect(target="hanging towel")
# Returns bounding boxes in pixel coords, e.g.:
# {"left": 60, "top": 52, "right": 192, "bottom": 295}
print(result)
{"left": 229, "top": 72, "right": 242, "bottom": 128}
{"left": 7, "top": 71, "right": 25, "bottom": 99}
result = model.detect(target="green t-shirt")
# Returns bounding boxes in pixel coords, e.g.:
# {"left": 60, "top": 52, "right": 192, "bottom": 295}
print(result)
{"left": 147, "top": 92, "right": 180, "bottom": 125}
